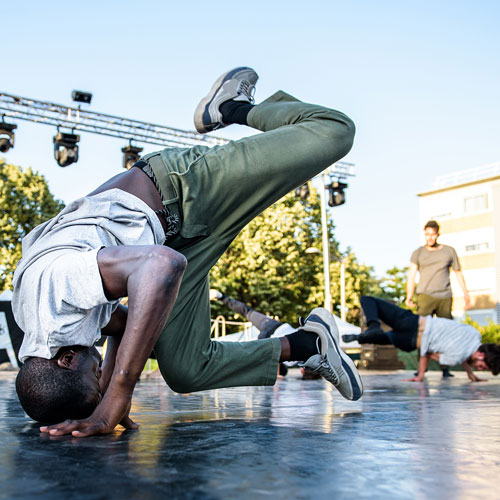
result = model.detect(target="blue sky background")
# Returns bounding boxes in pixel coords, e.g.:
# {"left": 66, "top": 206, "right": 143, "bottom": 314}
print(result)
{"left": 2, "top": 0, "right": 499, "bottom": 276}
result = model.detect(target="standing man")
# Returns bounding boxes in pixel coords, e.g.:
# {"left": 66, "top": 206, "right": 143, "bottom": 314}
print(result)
{"left": 405, "top": 220, "right": 470, "bottom": 376}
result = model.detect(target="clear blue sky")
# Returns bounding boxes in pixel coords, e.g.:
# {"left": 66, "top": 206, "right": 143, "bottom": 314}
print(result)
{"left": 2, "top": 0, "right": 499, "bottom": 276}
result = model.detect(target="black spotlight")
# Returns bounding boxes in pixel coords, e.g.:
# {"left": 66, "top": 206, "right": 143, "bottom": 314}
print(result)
{"left": 71, "top": 90, "right": 93, "bottom": 105}
{"left": 295, "top": 182, "right": 310, "bottom": 200}
{"left": 327, "top": 181, "right": 348, "bottom": 207}
{"left": 121, "top": 144, "right": 143, "bottom": 170}
{"left": 0, "top": 122, "right": 17, "bottom": 153}
{"left": 53, "top": 132, "right": 80, "bottom": 167}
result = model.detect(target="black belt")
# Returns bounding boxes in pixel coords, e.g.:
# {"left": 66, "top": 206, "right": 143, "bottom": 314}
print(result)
{"left": 132, "top": 158, "right": 180, "bottom": 241}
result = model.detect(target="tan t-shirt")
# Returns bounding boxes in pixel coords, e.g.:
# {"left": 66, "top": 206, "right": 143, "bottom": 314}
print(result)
{"left": 410, "top": 245, "right": 460, "bottom": 299}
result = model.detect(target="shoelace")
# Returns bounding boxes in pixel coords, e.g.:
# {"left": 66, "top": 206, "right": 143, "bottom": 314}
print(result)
{"left": 237, "top": 80, "right": 256, "bottom": 103}
{"left": 318, "top": 358, "right": 339, "bottom": 385}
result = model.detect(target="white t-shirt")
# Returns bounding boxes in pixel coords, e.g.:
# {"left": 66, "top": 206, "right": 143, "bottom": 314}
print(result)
{"left": 420, "top": 316, "right": 482, "bottom": 366}
{"left": 12, "top": 189, "right": 165, "bottom": 362}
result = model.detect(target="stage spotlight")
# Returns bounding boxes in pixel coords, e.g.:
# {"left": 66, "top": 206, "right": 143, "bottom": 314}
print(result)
{"left": 71, "top": 90, "right": 93, "bottom": 105}
{"left": 295, "top": 182, "right": 310, "bottom": 200}
{"left": 0, "top": 122, "right": 17, "bottom": 153}
{"left": 327, "top": 181, "right": 348, "bottom": 207}
{"left": 53, "top": 132, "right": 80, "bottom": 167}
{"left": 121, "top": 144, "right": 143, "bottom": 170}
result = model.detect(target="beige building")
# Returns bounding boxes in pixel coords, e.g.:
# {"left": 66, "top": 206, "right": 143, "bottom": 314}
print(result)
{"left": 417, "top": 162, "right": 500, "bottom": 325}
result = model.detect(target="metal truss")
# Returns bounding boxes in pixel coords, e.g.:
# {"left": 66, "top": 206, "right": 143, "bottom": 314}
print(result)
{"left": 0, "top": 92, "right": 227, "bottom": 148}
{"left": 324, "top": 161, "right": 356, "bottom": 180}
{"left": 0, "top": 91, "right": 355, "bottom": 178}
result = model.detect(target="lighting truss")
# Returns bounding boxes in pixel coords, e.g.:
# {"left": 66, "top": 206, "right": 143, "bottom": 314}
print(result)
{"left": 322, "top": 161, "right": 355, "bottom": 182}
{"left": 0, "top": 92, "right": 356, "bottom": 180}
{"left": 0, "top": 92, "right": 227, "bottom": 149}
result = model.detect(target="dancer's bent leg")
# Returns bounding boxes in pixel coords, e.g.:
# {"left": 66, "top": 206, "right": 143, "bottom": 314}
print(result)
{"left": 359, "top": 296, "right": 419, "bottom": 351}
{"left": 219, "top": 295, "right": 282, "bottom": 338}
{"left": 153, "top": 74, "right": 355, "bottom": 393}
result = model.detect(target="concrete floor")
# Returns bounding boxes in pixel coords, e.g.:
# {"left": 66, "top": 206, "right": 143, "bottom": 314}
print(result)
{"left": 1, "top": 369, "right": 500, "bottom": 500}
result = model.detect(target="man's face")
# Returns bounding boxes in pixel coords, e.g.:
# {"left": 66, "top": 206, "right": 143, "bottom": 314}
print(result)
{"left": 72, "top": 347, "right": 103, "bottom": 404}
{"left": 471, "top": 352, "right": 489, "bottom": 371}
{"left": 424, "top": 227, "right": 439, "bottom": 247}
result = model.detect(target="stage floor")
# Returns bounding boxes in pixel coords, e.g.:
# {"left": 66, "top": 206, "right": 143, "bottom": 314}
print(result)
{"left": 1, "top": 369, "right": 500, "bottom": 499}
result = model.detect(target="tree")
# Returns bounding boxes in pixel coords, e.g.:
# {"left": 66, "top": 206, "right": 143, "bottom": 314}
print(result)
{"left": 210, "top": 187, "right": 379, "bottom": 327}
{"left": 330, "top": 252, "right": 380, "bottom": 324}
{"left": 0, "top": 159, "right": 64, "bottom": 290}
{"left": 377, "top": 266, "right": 410, "bottom": 307}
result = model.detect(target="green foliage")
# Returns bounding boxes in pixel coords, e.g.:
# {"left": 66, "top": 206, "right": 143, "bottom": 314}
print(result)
{"left": 374, "top": 265, "right": 415, "bottom": 310}
{"left": 463, "top": 316, "right": 500, "bottom": 344}
{"left": 330, "top": 252, "right": 379, "bottom": 324}
{"left": 378, "top": 266, "right": 408, "bottom": 305}
{"left": 210, "top": 189, "right": 379, "bottom": 328}
{"left": 0, "top": 159, "right": 64, "bottom": 290}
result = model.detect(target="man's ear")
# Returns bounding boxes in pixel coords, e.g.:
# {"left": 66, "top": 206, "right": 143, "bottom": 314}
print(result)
{"left": 57, "top": 349, "right": 76, "bottom": 370}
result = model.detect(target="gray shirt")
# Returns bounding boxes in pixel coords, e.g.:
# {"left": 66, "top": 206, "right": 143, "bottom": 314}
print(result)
{"left": 420, "top": 316, "right": 481, "bottom": 366}
{"left": 411, "top": 245, "right": 461, "bottom": 298}
{"left": 12, "top": 189, "right": 165, "bottom": 362}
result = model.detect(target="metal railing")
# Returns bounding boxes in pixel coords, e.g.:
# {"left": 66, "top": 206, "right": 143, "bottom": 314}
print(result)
{"left": 432, "top": 162, "right": 500, "bottom": 190}
{"left": 210, "top": 316, "right": 254, "bottom": 340}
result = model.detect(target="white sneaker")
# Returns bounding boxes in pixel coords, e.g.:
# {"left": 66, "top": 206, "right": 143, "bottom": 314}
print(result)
{"left": 209, "top": 289, "right": 223, "bottom": 301}
{"left": 301, "top": 308, "right": 363, "bottom": 401}
{"left": 194, "top": 67, "right": 258, "bottom": 133}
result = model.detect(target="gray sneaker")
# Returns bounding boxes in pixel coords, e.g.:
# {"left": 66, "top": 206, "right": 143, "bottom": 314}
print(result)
{"left": 301, "top": 308, "right": 363, "bottom": 401}
{"left": 194, "top": 67, "right": 258, "bottom": 133}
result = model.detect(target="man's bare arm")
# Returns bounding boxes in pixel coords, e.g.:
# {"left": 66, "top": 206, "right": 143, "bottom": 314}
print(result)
{"left": 454, "top": 270, "right": 471, "bottom": 310}
{"left": 99, "top": 304, "right": 128, "bottom": 392}
{"left": 41, "top": 245, "right": 186, "bottom": 437}
{"left": 405, "top": 263, "right": 418, "bottom": 308}
{"left": 404, "top": 353, "right": 430, "bottom": 382}
{"left": 461, "top": 361, "right": 487, "bottom": 382}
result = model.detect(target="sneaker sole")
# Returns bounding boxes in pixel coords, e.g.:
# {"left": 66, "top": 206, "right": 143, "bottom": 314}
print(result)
{"left": 305, "top": 308, "right": 363, "bottom": 401}
{"left": 194, "top": 66, "right": 254, "bottom": 133}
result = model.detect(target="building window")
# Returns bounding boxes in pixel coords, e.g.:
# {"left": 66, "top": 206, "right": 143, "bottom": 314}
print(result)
{"left": 465, "top": 242, "right": 489, "bottom": 252}
{"left": 464, "top": 193, "right": 488, "bottom": 213}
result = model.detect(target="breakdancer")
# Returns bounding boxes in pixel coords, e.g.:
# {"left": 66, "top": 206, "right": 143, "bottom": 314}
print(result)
{"left": 343, "top": 296, "right": 500, "bottom": 382}
{"left": 13, "top": 67, "right": 362, "bottom": 437}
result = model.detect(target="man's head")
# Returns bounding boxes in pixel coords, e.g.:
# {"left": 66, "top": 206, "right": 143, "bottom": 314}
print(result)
{"left": 424, "top": 220, "right": 440, "bottom": 248}
{"left": 16, "top": 346, "right": 103, "bottom": 424}
{"left": 470, "top": 344, "right": 500, "bottom": 374}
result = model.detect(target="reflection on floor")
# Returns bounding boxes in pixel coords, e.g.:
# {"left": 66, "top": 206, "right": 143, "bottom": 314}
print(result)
{"left": 1, "top": 369, "right": 500, "bottom": 499}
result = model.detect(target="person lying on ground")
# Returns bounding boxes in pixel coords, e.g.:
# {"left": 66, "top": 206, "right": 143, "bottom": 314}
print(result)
{"left": 342, "top": 296, "right": 500, "bottom": 382}
{"left": 210, "top": 289, "right": 322, "bottom": 379}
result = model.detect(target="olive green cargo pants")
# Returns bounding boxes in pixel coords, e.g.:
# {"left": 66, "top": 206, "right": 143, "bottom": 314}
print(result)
{"left": 146, "top": 91, "right": 355, "bottom": 393}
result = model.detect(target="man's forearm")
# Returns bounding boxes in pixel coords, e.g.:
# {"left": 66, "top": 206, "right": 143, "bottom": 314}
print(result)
{"left": 98, "top": 247, "right": 187, "bottom": 426}
{"left": 406, "top": 266, "right": 417, "bottom": 302}
{"left": 100, "top": 304, "right": 128, "bottom": 392}
{"left": 417, "top": 354, "right": 430, "bottom": 379}
{"left": 406, "top": 280, "right": 415, "bottom": 300}
{"left": 100, "top": 335, "right": 121, "bottom": 393}
{"left": 455, "top": 271, "right": 467, "bottom": 293}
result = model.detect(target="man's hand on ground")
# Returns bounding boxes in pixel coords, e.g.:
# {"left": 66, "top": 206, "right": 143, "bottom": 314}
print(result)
{"left": 40, "top": 410, "right": 139, "bottom": 437}
{"left": 403, "top": 376, "right": 424, "bottom": 382}
{"left": 40, "top": 417, "right": 114, "bottom": 437}
{"left": 467, "top": 373, "right": 488, "bottom": 383}
{"left": 40, "top": 390, "right": 138, "bottom": 438}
